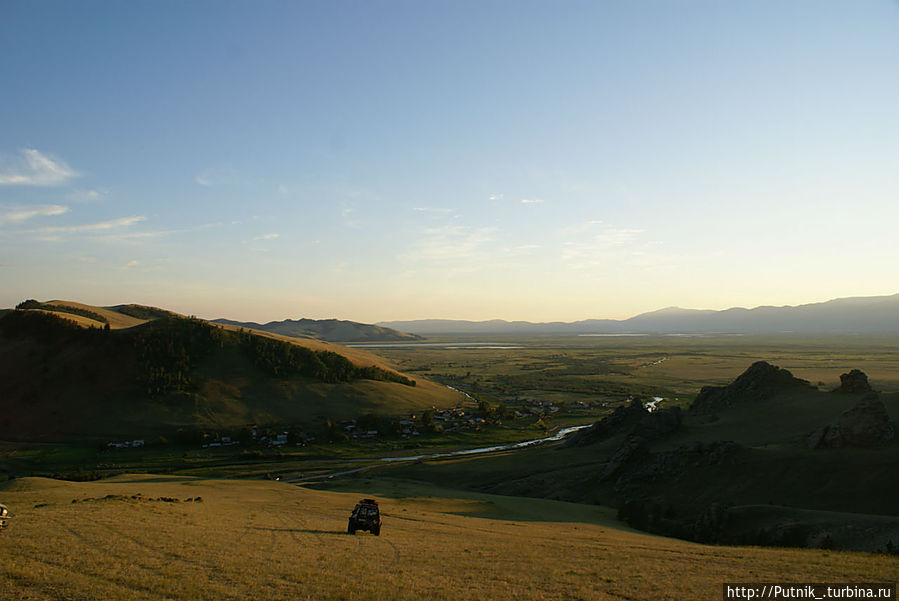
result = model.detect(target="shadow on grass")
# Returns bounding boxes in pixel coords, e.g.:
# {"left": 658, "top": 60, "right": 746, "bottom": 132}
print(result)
{"left": 247, "top": 526, "right": 350, "bottom": 536}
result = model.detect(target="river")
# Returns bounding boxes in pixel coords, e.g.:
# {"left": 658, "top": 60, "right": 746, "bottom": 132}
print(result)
{"left": 289, "top": 424, "right": 592, "bottom": 483}
{"left": 378, "top": 424, "right": 592, "bottom": 463}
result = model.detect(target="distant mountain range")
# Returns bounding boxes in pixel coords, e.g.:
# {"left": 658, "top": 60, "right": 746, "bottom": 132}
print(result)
{"left": 212, "top": 317, "right": 422, "bottom": 343}
{"left": 378, "top": 294, "right": 899, "bottom": 335}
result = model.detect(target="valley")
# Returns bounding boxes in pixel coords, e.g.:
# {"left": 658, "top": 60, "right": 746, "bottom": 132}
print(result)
{"left": 1, "top": 301, "right": 898, "bottom": 600}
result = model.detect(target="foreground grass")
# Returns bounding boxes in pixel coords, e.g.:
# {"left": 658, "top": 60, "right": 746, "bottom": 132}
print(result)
{"left": 1, "top": 476, "right": 895, "bottom": 601}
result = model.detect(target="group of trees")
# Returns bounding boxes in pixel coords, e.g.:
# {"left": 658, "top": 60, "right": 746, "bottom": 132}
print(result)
{"left": 3, "top": 305, "right": 415, "bottom": 398}
{"left": 133, "top": 317, "right": 225, "bottom": 395}
{"left": 15, "top": 299, "right": 109, "bottom": 324}
{"left": 134, "top": 318, "right": 416, "bottom": 396}
{"left": 237, "top": 330, "right": 415, "bottom": 386}
{"left": 115, "top": 304, "right": 177, "bottom": 320}
{"left": 0, "top": 308, "right": 96, "bottom": 341}
{"left": 238, "top": 331, "right": 359, "bottom": 382}
{"left": 475, "top": 396, "right": 508, "bottom": 420}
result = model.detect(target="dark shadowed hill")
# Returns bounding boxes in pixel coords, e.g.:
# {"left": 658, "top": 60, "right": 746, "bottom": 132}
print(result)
{"left": 379, "top": 294, "right": 899, "bottom": 335}
{"left": 382, "top": 362, "right": 899, "bottom": 553}
{"left": 0, "top": 309, "right": 457, "bottom": 442}
{"left": 212, "top": 317, "right": 422, "bottom": 343}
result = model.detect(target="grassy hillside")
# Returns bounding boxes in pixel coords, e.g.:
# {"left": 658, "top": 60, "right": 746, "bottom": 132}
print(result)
{"left": 15, "top": 299, "right": 163, "bottom": 329}
{"left": 1, "top": 475, "right": 894, "bottom": 601}
{"left": 0, "top": 308, "right": 460, "bottom": 442}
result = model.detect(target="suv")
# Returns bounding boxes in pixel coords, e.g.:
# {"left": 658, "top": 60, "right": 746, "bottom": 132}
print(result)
{"left": 347, "top": 498, "right": 381, "bottom": 536}
{"left": 0, "top": 504, "right": 9, "bottom": 533}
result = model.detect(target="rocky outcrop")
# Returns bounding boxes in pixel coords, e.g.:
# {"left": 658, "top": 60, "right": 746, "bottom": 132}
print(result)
{"left": 633, "top": 406, "right": 682, "bottom": 439}
{"left": 598, "top": 436, "right": 647, "bottom": 481}
{"left": 690, "top": 361, "right": 814, "bottom": 415}
{"left": 564, "top": 399, "right": 648, "bottom": 447}
{"left": 566, "top": 400, "right": 684, "bottom": 449}
{"left": 807, "top": 393, "right": 895, "bottom": 448}
{"left": 613, "top": 440, "right": 740, "bottom": 494}
{"left": 835, "top": 369, "right": 873, "bottom": 393}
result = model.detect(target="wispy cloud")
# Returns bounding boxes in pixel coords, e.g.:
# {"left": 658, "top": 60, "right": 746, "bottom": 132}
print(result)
{"left": 559, "top": 221, "right": 648, "bottom": 269}
{"left": 502, "top": 243, "right": 543, "bottom": 256}
{"left": 488, "top": 193, "right": 504, "bottom": 201}
{"left": 253, "top": 233, "right": 279, "bottom": 240}
{"left": 520, "top": 198, "right": 544, "bottom": 204}
{"left": 66, "top": 188, "right": 108, "bottom": 202}
{"left": 339, "top": 199, "right": 362, "bottom": 228}
{"left": 124, "top": 260, "right": 139, "bottom": 268}
{"left": 0, "top": 204, "right": 69, "bottom": 225}
{"left": 0, "top": 149, "right": 79, "bottom": 186}
{"left": 195, "top": 164, "right": 243, "bottom": 187}
{"left": 31, "top": 215, "right": 146, "bottom": 234}
{"left": 96, "top": 221, "right": 225, "bottom": 243}
{"left": 401, "top": 225, "right": 498, "bottom": 265}
{"left": 97, "top": 230, "right": 168, "bottom": 242}
{"left": 412, "top": 206, "right": 454, "bottom": 214}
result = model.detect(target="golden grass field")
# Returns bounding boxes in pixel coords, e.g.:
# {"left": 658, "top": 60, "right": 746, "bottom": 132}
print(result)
{"left": 1, "top": 476, "right": 895, "bottom": 601}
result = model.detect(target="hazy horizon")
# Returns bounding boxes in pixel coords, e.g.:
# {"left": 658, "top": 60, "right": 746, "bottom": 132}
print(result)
{"left": 5, "top": 291, "right": 897, "bottom": 328}
{"left": 2, "top": 2, "right": 898, "bottom": 323}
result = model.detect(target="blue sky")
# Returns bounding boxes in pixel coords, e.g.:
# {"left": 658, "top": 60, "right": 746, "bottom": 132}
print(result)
{"left": 1, "top": 1, "right": 898, "bottom": 322}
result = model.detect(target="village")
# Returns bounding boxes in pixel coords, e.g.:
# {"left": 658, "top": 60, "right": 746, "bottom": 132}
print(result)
{"left": 102, "top": 395, "right": 619, "bottom": 452}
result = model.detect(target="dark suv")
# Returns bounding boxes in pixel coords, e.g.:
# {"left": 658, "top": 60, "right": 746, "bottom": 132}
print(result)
{"left": 347, "top": 498, "right": 381, "bottom": 535}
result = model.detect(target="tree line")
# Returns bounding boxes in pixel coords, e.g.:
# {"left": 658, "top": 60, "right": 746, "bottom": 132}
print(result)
{"left": 15, "top": 299, "right": 109, "bottom": 324}
{"left": 236, "top": 329, "right": 415, "bottom": 386}
{"left": 1, "top": 308, "right": 415, "bottom": 397}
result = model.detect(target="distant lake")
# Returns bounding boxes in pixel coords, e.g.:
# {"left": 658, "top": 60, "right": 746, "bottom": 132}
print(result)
{"left": 578, "top": 333, "right": 747, "bottom": 338}
{"left": 578, "top": 333, "right": 647, "bottom": 337}
{"left": 347, "top": 342, "right": 524, "bottom": 349}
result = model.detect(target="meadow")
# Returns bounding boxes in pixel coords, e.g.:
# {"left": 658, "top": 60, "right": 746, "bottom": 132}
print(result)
{"left": 371, "top": 333, "right": 899, "bottom": 404}
{"left": 2, "top": 475, "right": 896, "bottom": 601}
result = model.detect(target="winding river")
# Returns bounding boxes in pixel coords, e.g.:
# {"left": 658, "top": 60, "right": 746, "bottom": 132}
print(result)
{"left": 289, "top": 424, "right": 591, "bottom": 483}
{"left": 378, "top": 424, "right": 592, "bottom": 463}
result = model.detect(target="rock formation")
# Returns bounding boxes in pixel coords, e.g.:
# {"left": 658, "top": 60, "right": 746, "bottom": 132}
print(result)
{"left": 564, "top": 398, "right": 648, "bottom": 447}
{"left": 690, "top": 361, "right": 814, "bottom": 415}
{"left": 633, "top": 406, "right": 682, "bottom": 439}
{"left": 835, "top": 369, "right": 873, "bottom": 393}
{"left": 807, "top": 392, "right": 895, "bottom": 448}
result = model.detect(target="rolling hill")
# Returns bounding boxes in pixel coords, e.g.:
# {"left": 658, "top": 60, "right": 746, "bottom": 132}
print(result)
{"left": 0, "top": 302, "right": 460, "bottom": 442}
{"left": 379, "top": 293, "right": 899, "bottom": 335}
{"left": 212, "top": 317, "right": 421, "bottom": 343}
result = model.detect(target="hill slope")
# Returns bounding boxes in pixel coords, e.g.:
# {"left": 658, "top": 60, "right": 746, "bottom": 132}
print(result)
{"left": 0, "top": 307, "right": 459, "bottom": 442}
{"left": 13, "top": 299, "right": 177, "bottom": 329}
{"left": 1, "top": 475, "right": 894, "bottom": 601}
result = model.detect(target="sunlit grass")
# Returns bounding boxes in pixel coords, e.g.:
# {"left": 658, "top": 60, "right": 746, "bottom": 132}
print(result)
{"left": 1, "top": 476, "right": 894, "bottom": 601}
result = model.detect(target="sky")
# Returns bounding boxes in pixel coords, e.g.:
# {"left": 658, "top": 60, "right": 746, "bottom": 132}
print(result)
{"left": 1, "top": 0, "right": 898, "bottom": 323}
